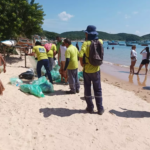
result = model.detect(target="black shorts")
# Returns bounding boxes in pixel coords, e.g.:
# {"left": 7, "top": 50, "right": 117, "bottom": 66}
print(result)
{"left": 141, "top": 59, "right": 150, "bottom": 65}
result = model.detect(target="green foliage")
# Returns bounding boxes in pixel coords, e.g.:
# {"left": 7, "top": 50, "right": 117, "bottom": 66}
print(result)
{"left": 0, "top": 0, "right": 45, "bottom": 41}
{"left": 141, "top": 34, "right": 150, "bottom": 40}
{"left": 38, "top": 30, "right": 59, "bottom": 40}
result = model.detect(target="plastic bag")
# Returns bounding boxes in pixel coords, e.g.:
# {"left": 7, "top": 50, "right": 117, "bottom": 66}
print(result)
{"left": 39, "top": 81, "right": 54, "bottom": 93}
{"left": 51, "top": 70, "right": 61, "bottom": 81}
{"left": 19, "top": 71, "right": 34, "bottom": 80}
{"left": 53, "top": 64, "right": 60, "bottom": 71}
{"left": 20, "top": 84, "right": 45, "bottom": 98}
{"left": 41, "top": 66, "right": 46, "bottom": 75}
{"left": 78, "top": 72, "right": 84, "bottom": 81}
{"left": 10, "top": 77, "right": 23, "bottom": 86}
{"left": 32, "top": 76, "right": 47, "bottom": 85}
{"left": 32, "top": 76, "right": 54, "bottom": 93}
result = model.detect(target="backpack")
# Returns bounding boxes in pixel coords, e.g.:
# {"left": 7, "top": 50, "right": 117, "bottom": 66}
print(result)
{"left": 44, "top": 43, "right": 52, "bottom": 52}
{"left": 83, "top": 40, "right": 104, "bottom": 66}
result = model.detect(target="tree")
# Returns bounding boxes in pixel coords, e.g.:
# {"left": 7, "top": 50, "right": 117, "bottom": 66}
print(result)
{"left": 0, "top": 0, "right": 45, "bottom": 41}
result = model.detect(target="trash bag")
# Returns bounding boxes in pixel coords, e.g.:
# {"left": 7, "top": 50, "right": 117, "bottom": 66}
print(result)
{"left": 10, "top": 77, "right": 23, "bottom": 86}
{"left": 20, "top": 84, "right": 45, "bottom": 98}
{"left": 78, "top": 72, "right": 84, "bottom": 81}
{"left": 39, "top": 81, "right": 54, "bottom": 93}
{"left": 32, "top": 76, "right": 54, "bottom": 93}
{"left": 32, "top": 76, "right": 47, "bottom": 85}
{"left": 41, "top": 66, "right": 46, "bottom": 75}
{"left": 53, "top": 64, "right": 60, "bottom": 71}
{"left": 19, "top": 71, "right": 34, "bottom": 80}
{"left": 51, "top": 70, "right": 61, "bottom": 81}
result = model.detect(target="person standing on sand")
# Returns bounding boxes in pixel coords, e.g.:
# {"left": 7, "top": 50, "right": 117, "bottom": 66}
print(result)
{"left": 45, "top": 43, "right": 57, "bottom": 71}
{"left": 136, "top": 47, "right": 150, "bottom": 75}
{"left": 58, "top": 41, "right": 68, "bottom": 84}
{"left": 79, "top": 25, "right": 104, "bottom": 115}
{"left": 64, "top": 39, "right": 80, "bottom": 94}
{"left": 27, "top": 41, "right": 53, "bottom": 84}
{"left": 56, "top": 36, "right": 62, "bottom": 58}
{"left": 0, "top": 54, "right": 6, "bottom": 95}
{"left": 130, "top": 45, "right": 137, "bottom": 74}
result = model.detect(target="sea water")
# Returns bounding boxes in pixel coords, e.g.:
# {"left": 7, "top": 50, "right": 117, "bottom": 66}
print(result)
{"left": 72, "top": 41, "right": 147, "bottom": 68}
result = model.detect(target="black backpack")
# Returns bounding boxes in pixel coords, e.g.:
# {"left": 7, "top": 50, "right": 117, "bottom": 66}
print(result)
{"left": 83, "top": 40, "right": 104, "bottom": 66}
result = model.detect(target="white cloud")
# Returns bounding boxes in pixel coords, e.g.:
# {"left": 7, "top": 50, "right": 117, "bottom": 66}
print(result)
{"left": 133, "top": 11, "right": 138, "bottom": 15}
{"left": 135, "top": 30, "right": 140, "bottom": 35}
{"left": 126, "top": 25, "right": 129, "bottom": 27}
{"left": 117, "top": 11, "right": 121, "bottom": 14}
{"left": 58, "top": 11, "right": 73, "bottom": 21}
{"left": 125, "top": 15, "right": 131, "bottom": 19}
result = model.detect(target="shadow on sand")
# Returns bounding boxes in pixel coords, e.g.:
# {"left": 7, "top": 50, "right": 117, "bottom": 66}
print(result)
{"left": 5, "top": 56, "right": 23, "bottom": 64}
{"left": 109, "top": 108, "right": 150, "bottom": 118}
{"left": 39, "top": 108, "right": 86, "bottom": 117}
{"left": 143, "top": 86, "right": 150, "bottom": 90}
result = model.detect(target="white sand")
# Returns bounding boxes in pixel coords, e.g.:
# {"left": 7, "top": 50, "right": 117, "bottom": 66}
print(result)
{"left": 0, "top": 55, "right": 150, "bottom": 150}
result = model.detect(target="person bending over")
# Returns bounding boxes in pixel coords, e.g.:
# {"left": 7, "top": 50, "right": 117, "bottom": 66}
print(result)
{"left": 27, "top": 41, "right": 53, "bottom": 84}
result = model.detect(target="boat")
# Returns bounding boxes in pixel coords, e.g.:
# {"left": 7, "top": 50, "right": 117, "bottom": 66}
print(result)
{"left": 141, "top": 44, "right": 148, "bottom": 46}
{"left": 17, "top": 38, "right": 33, "bottom": 47}
{"left": 118, "top": 41, "right": 126, "bottom": 46}
{"left": 126, "top": 42, "right": 134, "bottom": 46}
{"left": 108, "top": 41, "right": 118, "bottom": 45}
{"left": 138, "top": 40, "right": 150, "bottom": 46}
{"left": 1, "top": 40, "right": 17, "bottom": 47}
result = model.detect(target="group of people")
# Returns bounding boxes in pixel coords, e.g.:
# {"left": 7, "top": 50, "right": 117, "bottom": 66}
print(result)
{"left": 26, "top": 25, "right": 104, "bottom": 115}
{"left": 130, "top": 45, "right": 150, "bottom": 75}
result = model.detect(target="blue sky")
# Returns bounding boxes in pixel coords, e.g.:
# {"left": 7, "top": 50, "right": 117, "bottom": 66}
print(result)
{"left": 35, "top": 0, "right": 150, "bottom": 36}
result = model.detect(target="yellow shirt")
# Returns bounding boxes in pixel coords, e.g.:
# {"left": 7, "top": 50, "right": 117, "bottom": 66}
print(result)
{"left": 65, "top": 44, "right": 79, "bottom": 70}
{"left": 47, "top": 44, "right": 57, "bottom": 58}
{"left": 32, "top": 46, "right": 48, "bottom": 61}
{"left": 79, "top": 39, "right": 103, "bottom": 73}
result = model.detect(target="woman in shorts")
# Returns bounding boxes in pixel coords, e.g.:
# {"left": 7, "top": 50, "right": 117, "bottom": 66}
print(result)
{"left": 0, "top": 54, "right": 6, "bottom": 95}
{"left": 130, "top": 45, "right": 137, "bottom": 74}
{"left": 136, "top": 47, "right": 150, "bottom": 75}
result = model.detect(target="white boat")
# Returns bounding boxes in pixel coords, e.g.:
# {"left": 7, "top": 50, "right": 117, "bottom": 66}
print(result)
{"left": 1, "top": 40, "right": 17, "bottom": 47}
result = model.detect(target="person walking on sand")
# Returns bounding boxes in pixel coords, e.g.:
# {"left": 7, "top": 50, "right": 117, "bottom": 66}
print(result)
{"left": 130, "top": 45, "right": 137, "bottom": 74}
{"left": 0, "top": 54, "right": 6, "bottom": 95}
{"left": 79, "top": 25, "right": 104, "bottom": 115}
{"left": 27, "top": 41, "right": 53, "bottom": 84}
{"left": 58, "top": 41, "right": 68, "bottom": 84}
{"left": 64, "top": 39, "right": 80, "bottom": 94}
{"left": 136, "top": 47, "right": 150, "bottom": 75}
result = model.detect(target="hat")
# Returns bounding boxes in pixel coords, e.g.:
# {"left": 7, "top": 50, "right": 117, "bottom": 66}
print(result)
{"left": 84, "top": 25, "right": 98, "bottom": 35}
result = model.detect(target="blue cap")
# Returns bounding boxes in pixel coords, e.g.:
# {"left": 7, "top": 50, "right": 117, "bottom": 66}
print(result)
{"left": 84, "top": 25, "right": 98, "bottom": 35}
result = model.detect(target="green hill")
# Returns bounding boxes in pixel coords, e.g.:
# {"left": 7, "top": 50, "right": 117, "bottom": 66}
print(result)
{"left": 141, "top": 34, "right": 150, "bottom": 40}
{"left": 60, "top": 31, "right": 141, "bottom": 41}
{"left": 38, "top": 30, "right": 150, "bottom": 41}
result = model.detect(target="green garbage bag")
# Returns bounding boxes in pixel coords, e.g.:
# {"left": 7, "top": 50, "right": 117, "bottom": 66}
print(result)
{"left": 10, "top": 77, "right": 23, "bottom": 86}
{"left": 41, "top": 66, "right": 46, "bottom": 74}
{"left": 20, "top": 84, "right": 45, "bottom": 98}
{"left": 53, "top": 65, "right": 60, "bottom": 71}
{"left": 32, "top": 76, "right": 47, "bottom": 85}
{"left": 39, "top": 81, "right": 54, "bottom": 93}
{"left": 78, "top": 72, "right": 84, "bottom": 81}
{"left": 51, "top": 70, "right": 61, "bottom": 81}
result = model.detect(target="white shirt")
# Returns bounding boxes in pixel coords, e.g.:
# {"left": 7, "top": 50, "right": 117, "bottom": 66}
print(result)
{"left": 131, "top": 50, "right": 137, "bottom": 59}
{"left": 60, "top": 45, "right": 67, "bottom": 61}
{"left": 141, "top": 51, "right": 147, "bottom": 60}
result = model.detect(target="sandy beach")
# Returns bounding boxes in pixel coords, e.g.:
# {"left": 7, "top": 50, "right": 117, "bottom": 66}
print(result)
{"left": 0, "top": 55, "right": 150, "bottom": 150}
